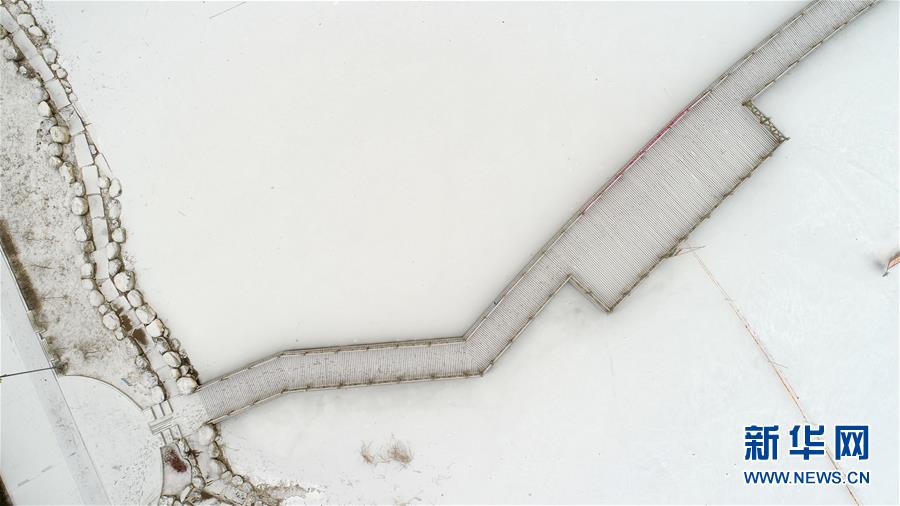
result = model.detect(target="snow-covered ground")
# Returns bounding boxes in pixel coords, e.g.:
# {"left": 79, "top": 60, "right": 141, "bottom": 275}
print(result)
{"left": 1, "top": 256, "right": 91, "bottom": 505}
{"left": 1, "top": 255, "right": 162, "bottom": 505}
{"left": 60, "top": 375, "right": 163, "bottom": 505}
{"left": 17, "top": 1, "right": 900, "bottom": 504}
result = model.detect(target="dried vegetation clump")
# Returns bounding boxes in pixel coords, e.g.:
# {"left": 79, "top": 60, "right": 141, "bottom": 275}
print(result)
{"left": 360, "top": 437, "right": 414, "bottom": 467}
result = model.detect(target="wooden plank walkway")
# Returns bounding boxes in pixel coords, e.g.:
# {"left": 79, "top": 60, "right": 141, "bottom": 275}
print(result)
{"left": 170, "top": 0, "right": 879, "bottom": 435}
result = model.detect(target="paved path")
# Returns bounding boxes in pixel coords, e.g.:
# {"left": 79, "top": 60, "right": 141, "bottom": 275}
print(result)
{"left": 1, "top": 252, "right": 110, "bottom": 505}
{"left": 162, "top": 0, "right": 878, "bottom": 435}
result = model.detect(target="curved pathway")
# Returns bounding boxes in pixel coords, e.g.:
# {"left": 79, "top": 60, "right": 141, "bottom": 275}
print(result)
{"left": 1, "top": 253, "right": 109, "bottom": 505}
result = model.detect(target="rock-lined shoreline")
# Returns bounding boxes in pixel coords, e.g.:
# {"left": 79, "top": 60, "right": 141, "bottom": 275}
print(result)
{"left": 1, "top": 2, "right": 275, "bottom": 504}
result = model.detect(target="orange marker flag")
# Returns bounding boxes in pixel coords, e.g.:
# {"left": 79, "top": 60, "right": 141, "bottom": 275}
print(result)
{"left": 885, "top": 253, "right": 900, "bottom": 277}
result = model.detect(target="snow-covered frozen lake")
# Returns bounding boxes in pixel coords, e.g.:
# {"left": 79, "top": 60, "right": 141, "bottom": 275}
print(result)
{"left": 34, "top": 1, "right": 898, "bottom": 503}
{"left": 39, "top": 1, "right": 809, "bottom": 380}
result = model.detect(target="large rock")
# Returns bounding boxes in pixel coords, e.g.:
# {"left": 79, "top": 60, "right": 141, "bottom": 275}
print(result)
{"left": 108, "top": 259, "right": 122, "bottom": 276}
{"left": 36, "top": 100, "right": 51, "bottom": 117}
{"left": 102, "top": 312, "right": 121, "bottom": 330}
{"left": 45, "top": 142, "right": 62, "bottom": 156}
{"left": 162, "top": 351, "right": 182, "bottom": 368}
{"left": 146, "top": 318, "right": 165, "bottom": 338}
{"left": 150, "top": 385, "right": 165, "bottom": 404}
{"left": 111, "top": 227, "right": 126, "bottom": 243}
{"left": 106, "top": 241, "right": 120, "bottom": 260}
{"left": 196, "top": 425, "right": 216, "bottom": 446}
{"left": 88, "top": 289, "right": 104, "bottom": 307}
{"left": 49, "top": 125, "right": 69, "bottom": 143}
{"left": 39, "top": 116, "right": 57, "bottom": 133}
{"left": 2, "top": 42, "right": 20, "bottom": 62}
{"left": 113, "top": 270, "right": 135, "bottom": 292}
{"left": 135, "top": 305, "right": 156, "bottom": 325}
{"left": 107, "top": 199, "right": 122, "bottom": 219}
{"left": 41, "top": 47, "right": 57, "bottom": 63}
{"left": 16, "top": 13, "right": 34, "bottom": 27}
{"left": 176, "top": 376, "right": 198, "bottom": 395}
{"left": 70, "top": 197, "right": 88, "bottom": 215}
{"left": 58, "top": 163, "right": 75, "bottom": 183}
{"left": 155, "top": 339, "right": 170, "bottom": 354}
{"left": 142, "top": 371, "right": 159, "bottom": 388}
{"left": 206, "top": 459, "right": 224, "bottom": 479}
{"left": 73, "top": 224, "right": 90, "bottom": 242}
{"left": 126, "top": 289, "right": 144, "bottom": 307}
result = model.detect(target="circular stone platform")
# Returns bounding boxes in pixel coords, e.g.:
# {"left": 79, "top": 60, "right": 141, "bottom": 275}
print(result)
{"left": 59, "top": 375, "right": 163, "bottom": 505}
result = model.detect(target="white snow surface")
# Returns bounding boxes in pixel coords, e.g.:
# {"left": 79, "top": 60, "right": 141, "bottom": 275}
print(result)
{"left": 58, "top": 376, "right": 163, "bottom": 505}
{"left": 32, "top": 1, "right": 898, "bottom": 504}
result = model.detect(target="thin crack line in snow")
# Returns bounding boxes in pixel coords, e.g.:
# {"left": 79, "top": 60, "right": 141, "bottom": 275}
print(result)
{"left": 688, "top": 246, "right": 861, "bottom": 506}
{"left": 208, "top": 2, "right": 246, "bottom": 21}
